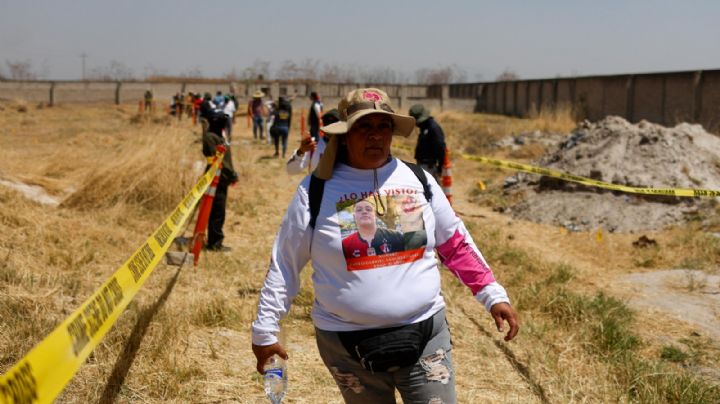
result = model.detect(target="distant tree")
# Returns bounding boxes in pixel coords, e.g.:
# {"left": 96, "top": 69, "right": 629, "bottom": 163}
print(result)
{"left": 5, "top": 59, "right": 37, "bottom": 80}
{"left": 87, "top": 60, "right": 135, "bottom": 81}
{"left": 358, "top": 65, "right": 407, "bottom": 84}
{"left": 179, "top": 66, "right": 203, "bottom": 78}
{"left": 276, "top": 60, "right": 300, "bottom": 81}
{"left": 496, "top": 69, "right": 519, "bottom": 81}
{"left": 414, "top": 65, "right": 467, "bottom": 84}
{"left": 143, "top": 64, "right": 168, "bottom": 80}
{"left": 224, "top": 67, "right": 241, "bottom": 81}
{"left": 321, "top": 63, "right": 358, "bottom": 83}
{"left": 241, "top": 59, "right": 271, "bottom": 81}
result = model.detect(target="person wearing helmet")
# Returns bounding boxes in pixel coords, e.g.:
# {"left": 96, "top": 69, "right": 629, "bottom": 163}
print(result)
{"left": 252, "top": 88, "right": 518, "bottom": 403}
{"left": 285, "top": 109, "right": 341, "bottom": 174}
{"left": 408, "top": 104, "right": 447, "bottom": 181}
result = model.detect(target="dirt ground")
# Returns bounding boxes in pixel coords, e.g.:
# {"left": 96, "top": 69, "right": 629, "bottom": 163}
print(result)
{"left": 1, "top": 104, "right": 719, "bottom": 402}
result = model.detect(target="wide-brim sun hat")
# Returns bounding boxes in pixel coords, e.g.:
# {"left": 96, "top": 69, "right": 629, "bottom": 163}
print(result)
{"left": 314, "top": 88, "right": 416, "bottom": 180}
{"left": 252, "top": 90, "right": 265, "bottom": 98}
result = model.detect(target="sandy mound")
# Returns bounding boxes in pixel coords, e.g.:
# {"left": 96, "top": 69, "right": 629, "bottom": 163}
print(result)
{"left": 503, "top": 116, "right": 720, "bottom": 232}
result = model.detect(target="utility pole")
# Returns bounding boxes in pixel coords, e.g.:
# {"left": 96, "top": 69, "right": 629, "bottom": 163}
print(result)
{"left": 80, "top": 52, "right": 88, "bottom": 80}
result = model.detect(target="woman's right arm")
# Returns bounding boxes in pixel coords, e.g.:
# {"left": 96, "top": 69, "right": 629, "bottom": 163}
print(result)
{"left": 251, "top": 182, "right": 312, "bottom": 346}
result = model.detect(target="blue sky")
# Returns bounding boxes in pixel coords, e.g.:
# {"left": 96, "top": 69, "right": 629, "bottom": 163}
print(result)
{"left": 0, "top": 0, "right": 718, "bottom": 81}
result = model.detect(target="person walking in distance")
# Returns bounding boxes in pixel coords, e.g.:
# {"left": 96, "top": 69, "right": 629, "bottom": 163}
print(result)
{"left": 248, "top": 90, "right": 267, "bottom": 140}
{"left": 222, "top": 95, "right": 237, "bottom": 142}
{"left": 269, "top": 96, "right": 292, "bottom": 158}
{"left": 144, "top": 89, "right": 153, "bottom": 113}
{"left": 252, "top": 88, "right": 518, "bottom": 403}
{"left": 202, "top": 113, "right": 238, "bottom": 252}
{"left": 408, "top": 104, "right": 447, "bottom": 182}
{"left": 308, "top": 91, "right": 323, "bottom": 140}
{"left": 199, "top": 92, "right": 218, "bottom": 135}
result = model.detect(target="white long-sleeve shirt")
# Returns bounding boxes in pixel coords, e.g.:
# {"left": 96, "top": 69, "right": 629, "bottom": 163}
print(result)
{"left": 285, "top": 137, "right": 326, "bottom": 175}
{"left": 252, "top": 158, "right": 509, "bottom": 346}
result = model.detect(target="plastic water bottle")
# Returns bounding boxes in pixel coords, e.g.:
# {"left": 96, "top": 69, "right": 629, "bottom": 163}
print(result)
{"left": 263, "top": 355, "right": 287, "bottom": 404}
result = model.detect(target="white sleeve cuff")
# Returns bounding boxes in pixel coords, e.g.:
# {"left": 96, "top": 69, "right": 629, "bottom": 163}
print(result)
{"left": 252, "top": 332, "right": 278, "bottom": 346}
{"left": 475, "top": 281, "right": 511, "bottom": 312}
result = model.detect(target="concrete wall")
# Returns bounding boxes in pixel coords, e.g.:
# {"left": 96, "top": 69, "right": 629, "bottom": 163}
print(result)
{"left": 4, "top": 69, "right": 719, "bottom": 131}
{"left": 0, "top": 81, "right": 53, "bottom": 103}
{"left": 466, "top": 69, "right": 720, "bottom": 132}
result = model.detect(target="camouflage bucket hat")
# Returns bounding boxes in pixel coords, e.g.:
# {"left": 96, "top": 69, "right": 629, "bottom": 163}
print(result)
{"left": 321, "top": 88, "right": 415, "bottom": 138}
{"left": 314, "top": 88, "right": 416, "bottom": 180}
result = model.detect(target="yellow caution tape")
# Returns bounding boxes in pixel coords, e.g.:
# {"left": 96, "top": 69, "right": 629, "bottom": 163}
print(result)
{"left": 0, "top": 153, "right": 224, "bottom": 404}
{"left": 462, "top": 154, "right": 720, "bottom": 198}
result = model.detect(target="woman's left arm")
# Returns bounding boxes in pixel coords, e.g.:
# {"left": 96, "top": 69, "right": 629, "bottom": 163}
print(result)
{"left": 430, "top": 176, "right": 519, "bottom": 340}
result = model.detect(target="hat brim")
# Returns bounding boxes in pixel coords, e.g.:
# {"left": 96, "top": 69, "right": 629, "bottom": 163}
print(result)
{"left": 321, "top": 110, "right": 415, "bottom": 138}
{"left": 252, "top": 91, "right": 265, "bottom": 98}
{"left": 415, "top": 114, "right": 430, "bottom": 124}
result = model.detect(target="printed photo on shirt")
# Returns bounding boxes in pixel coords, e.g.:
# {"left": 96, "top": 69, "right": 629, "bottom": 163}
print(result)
{"left": 337, "top": 194, "right": 427, "bottom": 271}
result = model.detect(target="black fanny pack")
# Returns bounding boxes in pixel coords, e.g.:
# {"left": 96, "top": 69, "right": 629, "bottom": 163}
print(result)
{"left": 337, "top": 316, "right": 434, "bottom": 373}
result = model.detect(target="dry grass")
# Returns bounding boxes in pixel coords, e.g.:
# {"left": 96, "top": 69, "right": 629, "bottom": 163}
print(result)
{"left": 0, "top": 102, "right": 718, "bottom": 403}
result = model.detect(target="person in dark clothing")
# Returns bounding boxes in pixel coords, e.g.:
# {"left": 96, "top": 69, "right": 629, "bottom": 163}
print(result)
{"left": 202, "top": 113, "right": 238, "bottom": 251}
{"left": 270, "top": 96, "right": 292, "bottom": 158}
{"left": 199, "top": 92, "right": 217, "bottom": 135}
{"left": 307, "top": 91, "right": 323, "bottom": 140}
{"left": 144, "top": 90, "right": 153, "bottom": 112}
{"left": 408, "top": 104, "right": 447, "bottom": 180}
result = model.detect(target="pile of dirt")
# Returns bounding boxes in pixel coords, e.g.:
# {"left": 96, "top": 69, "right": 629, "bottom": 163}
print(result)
{"left": 503, "top": 116, "right": 720, "bottom": 232}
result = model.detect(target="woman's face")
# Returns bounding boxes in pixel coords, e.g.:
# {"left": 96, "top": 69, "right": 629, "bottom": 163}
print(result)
{"left": 353, "top": 200, "right": 376, "bottom": 228}
{"left": 344, "top": 114, "right": 393, "bottom": 169}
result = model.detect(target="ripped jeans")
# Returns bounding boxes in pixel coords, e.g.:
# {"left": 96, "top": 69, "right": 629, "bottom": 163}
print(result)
{"left": 315, "top": 309, "right": 456, "bottom": 404}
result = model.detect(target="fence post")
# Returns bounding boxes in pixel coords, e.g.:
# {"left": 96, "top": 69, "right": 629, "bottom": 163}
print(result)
{"left": 115, "top": 81, "right": 121, "bottom": 105}
{"left": 49, "top": 82, "right": 55, "bottom": 106}
{"left": 691, "top": 70, "right": 703, "bottom": 124}
{"left": 440, "top": 84, "right": 449, "bottom": 112}
{"left": 626, "top": 75, "right": 635, "bottom": 123}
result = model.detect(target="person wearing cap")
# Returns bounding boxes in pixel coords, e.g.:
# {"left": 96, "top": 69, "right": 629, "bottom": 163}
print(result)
{"left": 286, "top": 109, "right": 341, "bottom": 174}
{"left": 202, "top": 113, "right": 238, "bottom": 251}
{"left": 308, "top": 91, "right": 324, "bottom": 139}
{"left": 252, "top": 88, "right": 518, "bottom": 403}
{"left": 409, "top": 104, "right": 447, "bottom": 181}
{"left": 248, "top": 90, "right": 267, "bottom": 140}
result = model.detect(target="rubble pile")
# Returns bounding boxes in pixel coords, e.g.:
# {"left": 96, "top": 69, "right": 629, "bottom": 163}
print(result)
{"left": 504, "top": 116, "right": 720, "bottom": 232}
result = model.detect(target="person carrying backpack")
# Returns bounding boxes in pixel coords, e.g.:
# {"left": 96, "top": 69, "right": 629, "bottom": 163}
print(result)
{"left": 252, "top": 88, "right": 519, "bottom": 403}
{"left": 269, "top": 96, "right": 292, "bottom": 158}
{"left": 409, "top": 104, "right": 447, "bottom": 181}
